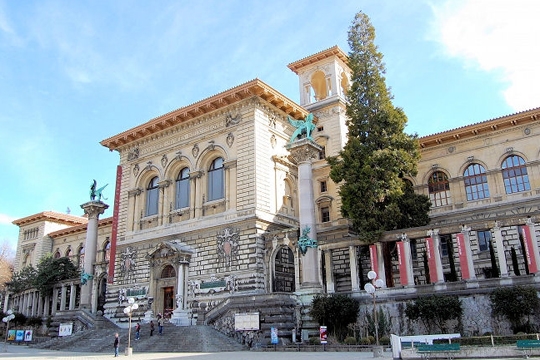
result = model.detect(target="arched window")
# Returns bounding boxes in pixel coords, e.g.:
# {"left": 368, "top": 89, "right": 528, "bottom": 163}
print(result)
{"left": 208, "top": 157, "right": 224, "bottom": 201}
{"left": 273, "top": 247, "right": 295, "bottom": 292}
{"left": 464, "top": 163, "right": 490, "bottom": 200}
{"left": 146, "top": 176, "right": 159, "bottom": 216}
{"left": 65, "top": 247, "right": 73, "bottom": 257}
{"left": 78, "top": 246, "right": 85, "bottom": 268}
{"left": 103, "top": 241, "right": 111, "bottom": 262}
{"left": 175, "top": 167, "right": 190, "bottom": 209}
{"left": 502, "top": 155, "right": 530, "bottom": 194}
{"left": 54, "top": 250, "right": 61, "bottom": 259}
{"left": 161, "top": 265, "right": 176, "bottom": 278}
{"left": 428, "top": 171, "right": 450, "bottom": 207}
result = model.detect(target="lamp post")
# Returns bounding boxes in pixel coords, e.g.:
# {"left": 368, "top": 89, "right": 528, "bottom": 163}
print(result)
{"left": 364, "top": 270, "right": 384, "bottom": 357}
{"left": 2, "top": 310, "right": 15, "bottom": 351}
{"left": 123, "top": 298, "right": 138, "bottom": 356}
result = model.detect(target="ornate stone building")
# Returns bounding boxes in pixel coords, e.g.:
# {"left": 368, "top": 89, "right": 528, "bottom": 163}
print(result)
{"left": 10, "top": 46, "right": 540, "bottom": 339}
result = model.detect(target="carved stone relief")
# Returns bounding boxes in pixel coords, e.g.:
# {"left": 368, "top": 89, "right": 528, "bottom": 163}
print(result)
{"left": 128, "top": 148, "right": 139, "bottom": 161}
{"left": 226, "top": 133, "right": 234, "bottom": 147}
{"left": 217, "top": 227, "right": 240, "bottom": 268}
{"left": 161, "top": 154, "right": 168, "bottom": 168}
{"left": 192, "top": 144, "right": 200, "bottom": 158}
{"left": 133, "top": 164, "right": 140, "bottom": 177}
{"left": 226, "top": 113, "right": 242, "bottom": 127}
{"left": 120, "top": 247, "right": 137, "bottom": 280}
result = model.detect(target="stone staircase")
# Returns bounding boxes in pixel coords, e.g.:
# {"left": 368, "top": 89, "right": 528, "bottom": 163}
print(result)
{"left": 32, "top": 323, "right": 248, "bottom": 353}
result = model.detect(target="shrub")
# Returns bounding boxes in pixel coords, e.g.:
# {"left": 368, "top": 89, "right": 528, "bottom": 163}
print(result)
{"left": 360, "top": 337, "right": 372, "bottom": 345}
{"left": 309, "top": 337, "right": 321, "bottom": 345}
{"left": 379, "top": 336, "right": 390, "bottom": 345}
{"left": 344, "top": 336, "right": 357, "bottom": 345}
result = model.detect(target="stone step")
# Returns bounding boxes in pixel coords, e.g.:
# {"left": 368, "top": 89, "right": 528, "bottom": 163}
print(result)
{"left": 32, "top": 324, "right": 247, "bottom": 353}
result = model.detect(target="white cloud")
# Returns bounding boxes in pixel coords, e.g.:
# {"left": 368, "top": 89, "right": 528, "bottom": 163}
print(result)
{"left": 0, "top": 213, "right": 16, "bottom": 225}
{"left": 430, "top": 0, "right": 540, "bottom": 111}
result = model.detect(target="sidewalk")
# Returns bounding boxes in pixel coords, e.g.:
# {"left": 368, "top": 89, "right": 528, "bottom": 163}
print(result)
{"left": 0, "top": 345, "right": 393, "bottom": 360}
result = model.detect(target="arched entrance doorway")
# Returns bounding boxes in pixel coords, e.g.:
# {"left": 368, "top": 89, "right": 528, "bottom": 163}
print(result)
{"left": 161, "top": 265, "right": 176, "bottom": 318}
{"left": 273, "top": 246, "right": 295, "bottom": 292}
{"left": 97, "top": 276, "right": 107, "bottom": 313}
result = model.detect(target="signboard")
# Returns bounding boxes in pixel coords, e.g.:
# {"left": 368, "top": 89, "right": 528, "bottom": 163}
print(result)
{"left": 396, "top": 241, "right": 408, "bottom": 286}
{"left": 7, "top": 330, "right": 15, "bottom": 341}
{"left": 15, "top": 330, "right": 24, "bottom": 341}
{"left": 425, "top": 237, "right": 439, "bottom": 283}
{"left": 59, "top": 323, "right": 73, "bottom": 337}
{"left": 522, "top": 226, "right": 539, "bottom": 273}
{"left": 234, "top": 312, "right": 260, "bottom": 331}
{"left": 319, "top": 326, "right": 328, "bottom": 344}
{"left": 24, "top": 330, "right": 33, "bottom": 342}
{"left": 270, "top": 327, "right": 279, "bottom": 344}
{"left": 456, "top": 233, "right": 470, "bottom": 279}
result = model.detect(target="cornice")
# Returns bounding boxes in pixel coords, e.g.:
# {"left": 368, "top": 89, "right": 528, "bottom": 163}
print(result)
{"left": 47, "top": 217, "right": 113, "bottom": 238}
{"left": 419, "top": 108, "right": 540, "bottom": 150}
{"left": 12, "top": 211, "right": 88, "bottom": 227}
{"left": 287, "top": 45, "right": 348, "bottom": 74}
{"left": 100, "top": 79, "right": 308, "bottom": 151}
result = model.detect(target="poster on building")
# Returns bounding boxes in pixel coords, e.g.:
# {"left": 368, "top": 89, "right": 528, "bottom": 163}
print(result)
{"left": 320, "top": 326, "right": 328, "bottom": 344}
{"left": 59, "top": 323, "right": 73, "bottom": 337}
{"left": 24, "top": 330, "right": 33, "bottom": 342}
{"left": 15, "top": 330, "right": 24, "bottom": 341}
{"left": 234, "top": 312, "right": 260, "bottom": 331}
{"left": 270, "top": 327, "right": 279, "bottom": 345}
{"left": 7, "top": 330, "right": 15, "bottom": 341}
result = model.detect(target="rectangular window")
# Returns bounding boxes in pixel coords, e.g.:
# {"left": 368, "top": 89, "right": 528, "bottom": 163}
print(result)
{"left": 410, "top": 239, "right": 418, "bottom": 260}
{"left": 320, "top": 181, "right": 327, "bottom": 193}
{"left": 440, "top": 234, "right": 451, "bottom": 257}
{"left": 321, "top": 207, "right": 330, "bottom": 223}
{"left": 477, "top": 230, "right": 491, "bottom": 252}
{"left": 319, "top": 146, "right": 326, "bottom": 160}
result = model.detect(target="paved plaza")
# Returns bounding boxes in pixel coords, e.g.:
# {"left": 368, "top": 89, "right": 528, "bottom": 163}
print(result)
{"left": 0, "top": 345, "right": 393, "bottom": 360}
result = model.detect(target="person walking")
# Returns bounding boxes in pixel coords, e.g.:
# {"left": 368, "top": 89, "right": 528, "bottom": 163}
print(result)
{"left": 157, "top": 314, "right": 164, "bottom": 335}
{"left": 113, "top": 333, "right": 119, "bottom": 357}
{"left": 150, "top": 320, "right": 155, "bottom": 336}
{"left": 135, "top": 322, "right": 141, "bottom": 340}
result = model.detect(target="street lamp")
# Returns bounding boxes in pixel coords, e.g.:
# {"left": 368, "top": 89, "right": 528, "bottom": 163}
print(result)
{"left": 3, "top": 310, "right": 15, "bottom": 351}
{"left": 123, "top": 298, "right": 138, "bottom": 356}
{"left": 364, "top": 270, "right": 384, "bottom": 353}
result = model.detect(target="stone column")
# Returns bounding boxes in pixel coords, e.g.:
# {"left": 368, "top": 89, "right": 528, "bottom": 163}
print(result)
{"left": 80, "top": 201, "right": 109, "bottom": 311}
{"left": 3, "top": 293, "right": 9, "bottom": 313}
{"left": 60, "top": 285, "right": 67, "bottom": 311}
{"left": 170, "top": 253, "right": 192, "bottom": 326}
{"left": 51, "top": 288, "right": 58, "bottom": 315}
{"left": 69, "top": 283, "right": 77, "bottom": 310}
{"left": 397, "top": 235, "right": 414, "bottom": 286}
{"left": 492, "top": 222, "right": 509, "bottom": 277}
{"left": 43, "top": 296, "right": 50, "bottom": 317}
{"left": 287, "top": 138, "right": 323, "bottom": 290}
{"left": 349, "top": 246, "right": 360, "bottom": 292}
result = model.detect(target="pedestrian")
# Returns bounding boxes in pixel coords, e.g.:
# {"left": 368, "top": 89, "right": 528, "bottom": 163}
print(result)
{"left": 135, "top": 322, "right": 141, "bottom": 340}
{"left": 157, "top": 314, "right": 164, "bottom": 335}
{"left": 150, "top": 320, "right": 155, "bottom": 336}
{"left": 113, "top": 332, "right": 119, "bottom": 357}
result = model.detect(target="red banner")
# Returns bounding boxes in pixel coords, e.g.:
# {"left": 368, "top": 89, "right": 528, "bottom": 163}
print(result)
{"left": 397, "top": 241, "right": 408, "bottom": 286}
{"left": 456, "top": 233, "right": 470, "bottom": 280}
{"left": 522, "top": 225, "right": 538, "bottom": 273}
{"left": 369, "top": 244, "right": 378, "bottom": 275}
{"left": 108, "top": 165, "right": 122, "bottom": 284}
{"left": 425, "top": 237, "right": 438, "bottom": 283}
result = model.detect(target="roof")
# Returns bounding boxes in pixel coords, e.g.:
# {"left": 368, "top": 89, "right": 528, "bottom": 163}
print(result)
{"left": 100, "top": 79, "right": 308, "bottom": 151}
{"left": 47, "top": 217, "right": 113, "bottom": 238}
{"left": 419, "top": 107, "right": 540, "bottom": 149}
{"left": 13, "top": 211, "right": 88, "bottom": 227}
{"left": 287, "top": 46, "right": 349, "bottom": 74}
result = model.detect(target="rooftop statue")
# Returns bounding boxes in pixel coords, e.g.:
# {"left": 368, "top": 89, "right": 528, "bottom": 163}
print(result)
{"left": 90, "top": 179, "right": 108, "bottom": 202}
{"left": 288, "top": 113, "right": 315, "bottom": 144}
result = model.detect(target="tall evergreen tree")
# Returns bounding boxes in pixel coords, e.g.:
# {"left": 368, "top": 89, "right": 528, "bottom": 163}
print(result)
{"left": 328, "top": 11, "right": 430, "bottom": 243}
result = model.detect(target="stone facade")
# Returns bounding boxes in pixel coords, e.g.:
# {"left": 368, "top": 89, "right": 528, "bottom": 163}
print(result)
{"left": 10, "top": 46, "right": 540, "bottom": 340}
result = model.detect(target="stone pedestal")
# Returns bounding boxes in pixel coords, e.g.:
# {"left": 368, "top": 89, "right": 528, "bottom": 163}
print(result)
{"left": 80, "top": 201, "right": 109, "bottom": 312}
{"left": 170, "top": 308, "right": 192, "bottom": 326}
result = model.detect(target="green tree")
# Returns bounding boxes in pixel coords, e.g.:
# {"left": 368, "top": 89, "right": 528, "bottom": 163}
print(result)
{"left": 32, "top": 255, "right": 80, "bottom": 298}
{"left": 405, "top": 295, "right": 462, "bottom": 333}
{"left": 490, "top": 285, "right": 540, "bottom": 333}
{"left": 328, "top": 11, "right": 430, "bottom": 243}
{"left": 309, "top": 294, "right": 359, "bottom": 341}
{"left": 7, "top": 265, "right": 37, "bottom": 294}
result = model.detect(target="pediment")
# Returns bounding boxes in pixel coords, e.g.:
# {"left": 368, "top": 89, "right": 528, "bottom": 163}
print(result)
{"left": 147, "top": 240, "right": 195, "bottom": 260}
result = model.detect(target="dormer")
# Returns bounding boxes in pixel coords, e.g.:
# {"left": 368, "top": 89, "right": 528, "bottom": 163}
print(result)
{"left": 288, "top": 46, "right": 351, "bottom": 108}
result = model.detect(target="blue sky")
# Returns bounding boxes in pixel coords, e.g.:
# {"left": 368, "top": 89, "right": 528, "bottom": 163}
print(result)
{"left": 1, "top": 0, "right": 539, "bottom": 251}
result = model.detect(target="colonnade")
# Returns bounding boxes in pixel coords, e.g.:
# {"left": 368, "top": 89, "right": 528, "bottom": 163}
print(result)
{"left": 7, "top": 282, "right": 80, "bottom": 317}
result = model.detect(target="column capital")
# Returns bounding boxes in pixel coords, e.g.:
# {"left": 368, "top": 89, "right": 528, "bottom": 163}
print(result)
{"left": 80, "top": 201, "right": 109, "bottom": 219}
{"left": 286, "top": 139, "right": 322, "bottom": 164}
